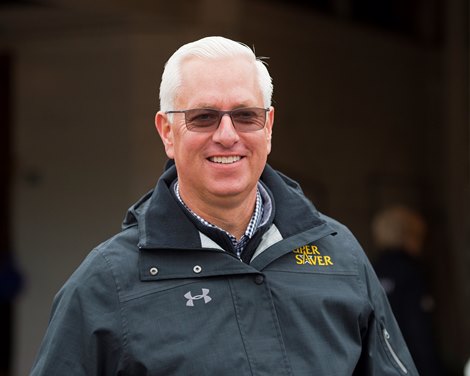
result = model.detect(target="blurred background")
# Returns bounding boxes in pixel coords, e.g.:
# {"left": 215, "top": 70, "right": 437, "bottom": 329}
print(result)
{"left": 0, "top": 0, "right": 468, "bottom": 375}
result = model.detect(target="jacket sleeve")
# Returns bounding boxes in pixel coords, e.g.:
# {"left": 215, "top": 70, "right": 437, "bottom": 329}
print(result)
{"left": 355, "top": 253, "right": 420, "bottom": 375}
{"left": 30, "top": 249, "right": 125, "bottom": 376}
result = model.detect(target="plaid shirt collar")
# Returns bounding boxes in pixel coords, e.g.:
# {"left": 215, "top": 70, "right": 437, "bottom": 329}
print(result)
{"left": 174, "top": 180, "right": 270, "bottom": 258}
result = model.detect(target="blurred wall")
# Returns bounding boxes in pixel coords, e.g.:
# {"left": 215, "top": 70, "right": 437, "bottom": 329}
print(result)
{"left": 0, "top": 0, "right": 468, "bottom": 374}
{"left": 11, "top": 33, "right": 157, "bottom": 375}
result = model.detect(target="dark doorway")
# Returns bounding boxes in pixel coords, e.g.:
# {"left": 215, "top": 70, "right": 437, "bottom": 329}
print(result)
{"left": 0, "top": 53, "right": 23, "bottom": 376}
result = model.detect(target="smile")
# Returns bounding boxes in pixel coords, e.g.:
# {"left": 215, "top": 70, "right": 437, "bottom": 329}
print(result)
{"left": 209, "top": 156, "right": 242, "bottom": 164}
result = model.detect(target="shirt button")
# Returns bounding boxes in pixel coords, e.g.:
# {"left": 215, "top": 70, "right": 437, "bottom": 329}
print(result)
{"left": 193, "top": 265, "right": 202, "bottom": 274}
{"left": 149, "top": 267, "right": 159, "bottom": 276}
{"left": 254, "top": 275, "right": 264, "bottom": 285}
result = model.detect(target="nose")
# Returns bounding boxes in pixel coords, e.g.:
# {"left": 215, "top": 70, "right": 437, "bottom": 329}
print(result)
{"left": 212, "top": 114, "right": 239, "bottom": 146}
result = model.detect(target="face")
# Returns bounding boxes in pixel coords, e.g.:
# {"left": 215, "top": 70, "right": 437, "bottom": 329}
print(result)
{"left": 156, "top": 56, "right": 274, "bottom": 208}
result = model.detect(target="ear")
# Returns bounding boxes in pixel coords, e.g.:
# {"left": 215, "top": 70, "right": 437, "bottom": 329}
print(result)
{"left": 265, "top": 106, "right": 274, "bottom": 155}
{"left": 155, "top": 111, "right": 175, "bottom": 159}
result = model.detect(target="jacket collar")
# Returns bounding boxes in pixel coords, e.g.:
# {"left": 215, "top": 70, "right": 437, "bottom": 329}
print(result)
{"left": 259, "top": 166, "right": 326, "bottom": 238}
{"left": 126, "top": 162, "right": 328, "bottom": 250}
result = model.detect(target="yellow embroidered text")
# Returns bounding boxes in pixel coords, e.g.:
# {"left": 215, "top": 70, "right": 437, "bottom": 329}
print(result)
{"left": 293, "top": 245, "right": 334, "bottom": 266}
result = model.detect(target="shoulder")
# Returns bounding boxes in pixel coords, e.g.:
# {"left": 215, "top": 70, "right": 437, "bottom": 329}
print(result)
{"left": 318, "top": 213, "right": 365, "bottom": 255}
{"left": 317, "top": 212, "right": 385, "bottom": 296}
{"left": 56, "top": 226, "right": 141, "bottom": 304}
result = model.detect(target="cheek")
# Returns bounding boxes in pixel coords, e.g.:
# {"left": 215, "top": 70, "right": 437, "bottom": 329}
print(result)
{"left": 173, "top": 133, "right": 205, "bottom": 161}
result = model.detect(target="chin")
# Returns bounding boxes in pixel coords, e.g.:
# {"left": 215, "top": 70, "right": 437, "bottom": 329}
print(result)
{"left": 209, "top": 181, "right": 254, "bottom": 199}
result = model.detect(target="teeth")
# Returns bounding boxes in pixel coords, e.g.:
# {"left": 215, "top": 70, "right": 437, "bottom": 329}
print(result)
{"left": 210, "top": 156, "right": 241, "bottom": 164}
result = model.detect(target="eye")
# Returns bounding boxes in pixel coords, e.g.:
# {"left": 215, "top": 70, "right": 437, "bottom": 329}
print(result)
{"left": 232, "top": 109, "right": 257, "bottom": 123}
{"left": 187, "top": 109, "right": 219, "bottom": 124}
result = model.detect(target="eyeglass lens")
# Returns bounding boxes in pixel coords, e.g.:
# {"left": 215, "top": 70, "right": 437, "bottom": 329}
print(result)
{"left": 185, "top": 108, "right": 267, "bottom": 132}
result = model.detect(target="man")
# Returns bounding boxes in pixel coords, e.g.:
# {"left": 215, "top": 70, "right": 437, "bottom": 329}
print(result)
{"left": 31, "top": 36, "right": 418, "bottom": 375}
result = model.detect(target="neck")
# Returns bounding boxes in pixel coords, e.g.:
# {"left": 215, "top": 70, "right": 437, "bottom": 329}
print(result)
{"left": 179, "top": 184, "right": 258, "bottom": 240}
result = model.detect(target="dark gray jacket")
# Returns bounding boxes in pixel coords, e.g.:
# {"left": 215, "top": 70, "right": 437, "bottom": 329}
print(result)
{"left": 31, "top": 164, "right": 418, "bottom": 375}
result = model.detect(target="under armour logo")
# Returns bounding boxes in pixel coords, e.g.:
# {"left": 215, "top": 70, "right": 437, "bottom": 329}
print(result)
{"left": 184, "top": 288, "right": 212, "bottom": 307}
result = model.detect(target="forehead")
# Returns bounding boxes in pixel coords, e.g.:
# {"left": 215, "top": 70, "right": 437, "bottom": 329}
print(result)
{"left": 175, "top": 56, "right": 262, "bottom": 109}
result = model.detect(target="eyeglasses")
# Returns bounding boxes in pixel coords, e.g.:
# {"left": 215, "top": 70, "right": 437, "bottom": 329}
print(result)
{"left": 165, "top": 107, "right": 269, "bottom": 133}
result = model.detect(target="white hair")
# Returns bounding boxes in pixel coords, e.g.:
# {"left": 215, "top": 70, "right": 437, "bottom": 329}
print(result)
{"left": 159, "top": 36, "right": 273, "bottom": 111}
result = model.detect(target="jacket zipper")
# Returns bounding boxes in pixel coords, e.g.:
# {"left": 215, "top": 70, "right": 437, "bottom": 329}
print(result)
{"left": 383, "top": 328, "right": 408, "bottom": 374}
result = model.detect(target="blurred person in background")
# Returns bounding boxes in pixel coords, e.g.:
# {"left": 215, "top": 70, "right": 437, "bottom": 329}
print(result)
{"left": 372, "top": 204, "right": 444, "bottom": 376}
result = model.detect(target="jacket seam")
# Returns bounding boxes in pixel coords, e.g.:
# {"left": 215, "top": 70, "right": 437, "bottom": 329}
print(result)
{"left": 99, "top": 251, "right": 130, "bottom": 373}
{"left": 266, "top": 268, "right": 358, "bottom": 276}
{"left": 265, "top": 284, "right": 294, "bottom": 376}
{"left": 228, "top": 278, "right": 255, "bottom": 375}
{"left": 120, "top": 280, "right": 197, "bottom": 302}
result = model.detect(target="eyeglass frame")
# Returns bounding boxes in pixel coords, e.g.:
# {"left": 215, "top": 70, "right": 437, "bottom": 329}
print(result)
{"left": 164, "top": 107, "right": 270, "bottom": 133}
